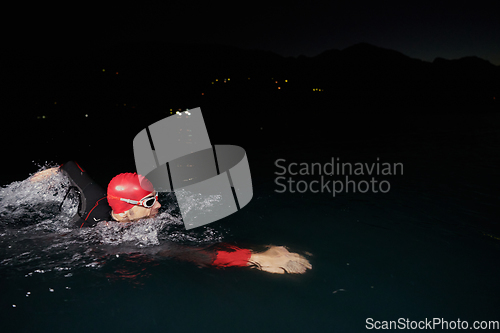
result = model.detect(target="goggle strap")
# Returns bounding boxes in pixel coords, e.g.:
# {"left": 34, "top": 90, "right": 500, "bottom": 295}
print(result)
{"left": 119, "top": 198, "right": 139, "bottom": 205}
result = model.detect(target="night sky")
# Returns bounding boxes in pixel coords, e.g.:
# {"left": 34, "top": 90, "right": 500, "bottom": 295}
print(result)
{"left": 7, "top": 0, "right": 500, "bottom": 65}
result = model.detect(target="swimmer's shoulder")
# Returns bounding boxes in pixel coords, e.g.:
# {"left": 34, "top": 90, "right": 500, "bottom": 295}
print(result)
{"left": 29, "top": 167, "right": 59, "bottom": 182}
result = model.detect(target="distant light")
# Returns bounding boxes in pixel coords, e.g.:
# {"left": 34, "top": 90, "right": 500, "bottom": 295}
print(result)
{"left": 212, "top": 82, "right": 214, "bottom": 84}
{"left": 285, "top": 80, "right": 288, "bottom": 82}
{"left": 216, "top": 79, "right": 218, "bottom": 81}
{"left": 201, "top": 93, "right": 204, "bottom": 95}
{"left": 228, "top": 78, "right": 230, "bottom": 81}
{"left": 54, "top": 102, "right": 57, "bottom": 104}
{"left": 278, "top": 87, "right": 281, "bottom": 89}
{"left": 102, "top": 69, "right": 105, "bottom": 72}
{"left": 42, "top": 115, "right": 46, "bottom": 119}
{"left": 85, "top": 114, "right": 88, "bottom": 117}
{"left": 116, "top": 72, "right": 119, "bottom": 75}
{"left": 275, "top": 81, "right": 278, "bottom": 83}
{"left": 248, "top": 78, "right": 250, "bottom": 80}
{"left": 123, "top": 103, "right": 126, "bottom": 106}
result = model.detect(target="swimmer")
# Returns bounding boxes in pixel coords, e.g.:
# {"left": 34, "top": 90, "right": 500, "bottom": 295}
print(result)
{"left": 30, "top": 161, "right": 312, "bottom": 274}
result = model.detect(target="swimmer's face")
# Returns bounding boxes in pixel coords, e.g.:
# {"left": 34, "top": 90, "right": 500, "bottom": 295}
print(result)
{"left": 121, "top": 192, "right": 161, "bottom": 222}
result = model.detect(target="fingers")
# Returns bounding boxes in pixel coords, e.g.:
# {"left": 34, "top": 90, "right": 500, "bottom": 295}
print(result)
{"left": 260, "top": 266, "right": 286, "bottom": 274}
{"left": 294, "top": 258, "right": 312, "bottom": 270}
{"left": 275, "top": 249, "right": 313, "bottom": 273}
{"left": 283, "top": 261, "right": 301, "bottom": 273}
{"left": 285, "top": 259, "right": 312, "bottom": 273}
{"left": 259, "top": 259, "right": 312, "bottom": 274}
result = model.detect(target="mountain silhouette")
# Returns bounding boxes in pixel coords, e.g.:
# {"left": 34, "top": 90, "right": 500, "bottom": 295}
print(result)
{"left": 1, "top": 41, "right": 498, "bottom": 130}
{"left": 1, "top": 41, "right": 499, "bottom": 158}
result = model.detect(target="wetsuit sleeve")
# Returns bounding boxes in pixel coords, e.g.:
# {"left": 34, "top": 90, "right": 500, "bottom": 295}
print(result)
{"left": 212, "top": 244, "right": 252, "bottom": 267}
{"left": 153, "top": 242, "right": 251, "bottom": 268}
{"left": 59, "top": 161, "right": 111, "bottom": 227}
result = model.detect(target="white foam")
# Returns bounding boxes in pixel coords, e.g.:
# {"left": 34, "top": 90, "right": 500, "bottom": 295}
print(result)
{"left": 0, "top": 163, "right": 228, "bottom": 276}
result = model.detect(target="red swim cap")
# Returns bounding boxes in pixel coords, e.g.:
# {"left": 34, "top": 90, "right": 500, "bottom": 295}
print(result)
{"left": 107, "top": 173, "right": 154, "bottom": 214}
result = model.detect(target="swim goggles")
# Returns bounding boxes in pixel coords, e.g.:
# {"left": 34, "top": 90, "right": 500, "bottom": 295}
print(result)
{"left": 119, "top": 193, "right": 158, "bottom": 208}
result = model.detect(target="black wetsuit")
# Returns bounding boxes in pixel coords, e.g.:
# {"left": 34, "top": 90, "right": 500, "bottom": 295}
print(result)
{"left": 59, "top": 161, "right": 252, "bottom": 267}
{"left": 60, "top": 161, "right": 111, "bottom": 228}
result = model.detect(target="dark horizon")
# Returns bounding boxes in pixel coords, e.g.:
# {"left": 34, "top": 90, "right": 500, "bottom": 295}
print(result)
{"left": 4, "top": 1, "right": 500, "bottom": 65}
{"left": 2, "top": 40, "right": 498, "bottom": 134}
{"left": 2, "top": 39, "right": 498, "bottom": 169}
{"left": 3, "top": 40, "right": 499, "bottom": 67}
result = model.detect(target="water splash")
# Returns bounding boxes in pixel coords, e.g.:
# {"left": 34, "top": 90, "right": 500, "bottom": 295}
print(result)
{"left": 0, "top": 163, "right": 227, "bottom": 279}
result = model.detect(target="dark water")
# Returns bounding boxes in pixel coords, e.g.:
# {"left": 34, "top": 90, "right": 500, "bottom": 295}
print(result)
{"left": 1, "top": 113, "right": 499, "bottom": 332}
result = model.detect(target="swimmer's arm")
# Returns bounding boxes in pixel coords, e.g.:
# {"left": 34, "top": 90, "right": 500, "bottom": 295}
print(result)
{"left": 213, "top": 244, "right": 312, "bottom": 274}
{"left": 29, "top": 167, "right": 59, "bottom": 182}
{"left": 155, "top": 243, "right": 312, "bottom": 274}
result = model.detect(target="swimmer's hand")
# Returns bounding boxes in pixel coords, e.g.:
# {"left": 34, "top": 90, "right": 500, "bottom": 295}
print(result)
{"left": 29, "top": 167, "right": 59, "bottom": 182}
{"left": 248, "top": 246, "right": 312, "bottom": 274}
